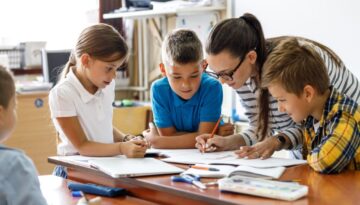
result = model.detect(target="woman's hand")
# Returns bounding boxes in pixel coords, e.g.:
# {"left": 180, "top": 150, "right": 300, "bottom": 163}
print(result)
{"left": 234, "top": 136, "right": 279, "bottom": 159}
{"left": 195, "top": 134, "right": 231, "bottom": 153}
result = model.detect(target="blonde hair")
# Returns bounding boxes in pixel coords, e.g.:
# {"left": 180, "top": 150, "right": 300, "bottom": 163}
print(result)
{"left": 162, "top": 29, "right": 203, "bottom": 67}
{"left": 0, "top": 65, "right": 15, "bottom": 109}
{"left": 60, "top": 23, "right": 128, "bottom": 80}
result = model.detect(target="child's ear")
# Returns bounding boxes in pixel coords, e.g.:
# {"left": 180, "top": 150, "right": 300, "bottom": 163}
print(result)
{"left": 80, "top": 53, "right": 91, "bottom": 68}
{"left": 247, "top": 50, "right": 257, "bottom": 64}
{"left": 159, "top": 63, "right": 166, "bottom": 76}
{"left": 201, "top": 59, "right": 207, "bottom": 71}
{"left": 303, "top": 85, "right": 315, "bottom": 102}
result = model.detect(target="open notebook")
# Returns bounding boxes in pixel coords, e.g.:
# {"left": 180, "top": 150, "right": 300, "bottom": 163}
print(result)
{"left": 183, "top": 164, "right": 286, "bottom": 179}
{"left": 154, "top": 149, "right": 307, "bottom": 168}
{"left": 88, "top": 157, "right": 184, "bottom": 178}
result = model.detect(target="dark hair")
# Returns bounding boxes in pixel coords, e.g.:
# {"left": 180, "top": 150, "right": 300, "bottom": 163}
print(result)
{"left": 60, "top": 23, "right": 128, "bottom": 79}
{"left": 206, "top": 13, "right": 266, "bottom": 68}
{"left": 206, "top": 13, "right": 269, "bottom": 140}
{"left": 0, "top": 65, "right": 15, "bottom": 109}
{"left": 162, "top": 29, "right": 203, "bottom": 66}
{"left": 262, "top": 37, "right": 330, "bottom": 95}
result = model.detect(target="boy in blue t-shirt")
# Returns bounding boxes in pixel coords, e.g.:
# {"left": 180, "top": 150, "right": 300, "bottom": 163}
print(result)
{"left": 143, "top": 29, "right": 233, "bottom": 149}
{"left": 0, "top": 66, "right": 47, "bottom": 204}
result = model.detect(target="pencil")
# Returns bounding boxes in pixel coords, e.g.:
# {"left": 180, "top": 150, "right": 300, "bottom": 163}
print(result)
{"left": 191, "top": 165, "right": 220, "bottom": 171}
{"left": 202, "top": 115, "right": 222, "bottom": 153}
{"left": 210, "top": 115, "right": 222, "bottom": 138}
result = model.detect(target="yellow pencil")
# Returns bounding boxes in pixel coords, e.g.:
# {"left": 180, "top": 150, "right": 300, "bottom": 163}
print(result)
{"left": 210, "top": 115, "right": 222, "bottom": 138}
{"left": 202, "top": 115, "right": 222, "bottom": 153}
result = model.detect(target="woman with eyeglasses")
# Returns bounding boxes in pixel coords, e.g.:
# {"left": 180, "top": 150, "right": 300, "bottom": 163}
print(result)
{"left": 195, "top": 13, "right": 360, "bottom": 159}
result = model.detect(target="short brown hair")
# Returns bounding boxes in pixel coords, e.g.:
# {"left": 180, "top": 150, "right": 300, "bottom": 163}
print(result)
{"left": 261, "top": 37, "right": 330, "bottom": 96}
{"left": 0, "top": 65, "right": 15, "bottom": 109}
{"left": 162, "top": 29, "right": 203, "bottom": 66}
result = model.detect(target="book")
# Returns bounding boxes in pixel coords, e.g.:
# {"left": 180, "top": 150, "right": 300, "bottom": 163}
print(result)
{"left": 88, "top": 157, "right": 184, "bottom": 178}
{"left": 183, "top": 164, "right": 286, "bottom": 179}
{"left": 48, "top": 155, "right": 184, "bottom": 178}
{"left": 155, "top": 149, "right": 307, "bottom": 168}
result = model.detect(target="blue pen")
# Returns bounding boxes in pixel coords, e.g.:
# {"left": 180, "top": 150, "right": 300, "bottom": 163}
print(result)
{"left": 171, "top": 174, "right": 206, "bottom": 189}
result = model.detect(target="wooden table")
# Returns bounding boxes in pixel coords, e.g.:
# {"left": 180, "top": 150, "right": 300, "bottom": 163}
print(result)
{"left": 39, "top": 175, "right": 158, "bottom": 205}
{"left": 48, "top": 157, "right": 360, "bottom": 205}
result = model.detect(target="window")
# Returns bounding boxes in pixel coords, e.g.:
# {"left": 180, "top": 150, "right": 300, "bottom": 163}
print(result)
{"left": 0, "top": 0, "right": 98, "bottom": 49}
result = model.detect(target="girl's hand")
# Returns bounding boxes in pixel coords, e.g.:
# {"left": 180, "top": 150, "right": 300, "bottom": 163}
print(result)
{"left": 142, "top": 122, "right": 160, "bottom": 147}
{"left": 120, "top": 140, "right": 147, "bottom": 158}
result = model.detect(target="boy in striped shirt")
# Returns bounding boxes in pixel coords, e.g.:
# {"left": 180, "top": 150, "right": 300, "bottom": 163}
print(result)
{"left": 262, "top": 38, "right": 360, "bottom": 173}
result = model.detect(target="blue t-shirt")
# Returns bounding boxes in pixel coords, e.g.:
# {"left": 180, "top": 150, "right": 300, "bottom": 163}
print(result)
{"left": 151, "top": 74, "right": 223, "bottom": 132}
{"left": 0, "top": 145, "right": 47, "bottom": 205}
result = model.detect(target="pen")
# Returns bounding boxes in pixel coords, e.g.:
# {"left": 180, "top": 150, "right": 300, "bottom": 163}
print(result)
{"left": 192, "top": 180, "right": 207, "bottom": 190}
{"left": 191, "top": 165, "right": 220, "bottom": 171}
{"left": 202, "top": 115, "right": 222, "bottom": 153}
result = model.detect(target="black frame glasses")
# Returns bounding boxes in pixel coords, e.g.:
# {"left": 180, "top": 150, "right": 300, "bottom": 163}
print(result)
{"left": 205, "top": 55, "right": 244, "bottom": 81}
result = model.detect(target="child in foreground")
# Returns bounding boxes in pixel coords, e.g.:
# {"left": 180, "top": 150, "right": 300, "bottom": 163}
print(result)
{"left": 261, "top": 38, "right": 360, "bottom": 173}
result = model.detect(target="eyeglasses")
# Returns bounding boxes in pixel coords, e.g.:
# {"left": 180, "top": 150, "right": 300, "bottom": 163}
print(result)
{"left": 205, "top": 57, "right": 244, "bottom": 81}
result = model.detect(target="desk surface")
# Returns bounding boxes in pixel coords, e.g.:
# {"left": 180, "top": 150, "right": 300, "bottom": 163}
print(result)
{"left": 48, "top": 157, "right": 360, "bottom": 205}
{"left": 39, "top": 175, "right": 158, "bottom": 205}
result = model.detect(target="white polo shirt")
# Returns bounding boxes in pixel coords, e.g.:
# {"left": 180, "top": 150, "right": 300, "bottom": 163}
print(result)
{"left": 49, "top": 68, "right": 115, "bottom": 155}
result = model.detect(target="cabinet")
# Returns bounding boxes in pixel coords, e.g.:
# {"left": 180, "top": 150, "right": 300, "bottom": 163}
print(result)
{"left": 4, "top": 92, "right": 57, "bottom": 175}
{"left": 113, "top": 106, "right": 152, "bottom": 135}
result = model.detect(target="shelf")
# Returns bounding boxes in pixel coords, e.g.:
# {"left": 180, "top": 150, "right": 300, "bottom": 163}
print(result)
{"left": 103, "top": 5, "right": 226, "bottom": 19}
{"left": 115, "top": 86, "right": 148, "bottom": 91}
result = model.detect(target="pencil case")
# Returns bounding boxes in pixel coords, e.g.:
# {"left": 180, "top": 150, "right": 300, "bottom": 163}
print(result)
{"left": 67, "top": 182, "right": 126, "bottom": 197}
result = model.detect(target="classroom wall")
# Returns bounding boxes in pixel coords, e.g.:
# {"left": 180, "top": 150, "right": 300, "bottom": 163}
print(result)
{"left": 233, "top": 0, "right": 360, "bottom": 78}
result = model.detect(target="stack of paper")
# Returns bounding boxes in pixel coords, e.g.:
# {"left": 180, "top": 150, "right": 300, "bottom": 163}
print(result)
{"left": 155, "top": 149, "right": 307, "bottom": 168}
{"left": 183, "top": 164, "right": 285, "bottom": 179}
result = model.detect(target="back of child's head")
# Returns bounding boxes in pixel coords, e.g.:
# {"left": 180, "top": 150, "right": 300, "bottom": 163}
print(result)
{"left": 261, "top": 37, "right": 330, "bottom": 96}
{"left": 0, "top": 65, "right": 15, "bottom": 109}
{"left": 162, "top": 29, "right": 203, "bottom": 67}
{"left": 61, "top": 23, "right": 129, "bottom": 79}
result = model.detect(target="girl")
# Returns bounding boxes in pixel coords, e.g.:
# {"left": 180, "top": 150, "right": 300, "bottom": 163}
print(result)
{"left": 195, "top": 13, "right": 360, "bottom": 159}
{"left": 49, "top": 24, "right": 147, "bottom": 177}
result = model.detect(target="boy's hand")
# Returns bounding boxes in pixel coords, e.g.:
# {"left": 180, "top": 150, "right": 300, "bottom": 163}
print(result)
{"left": 195, "top": 134, "right": 229, "bottom": 153}
{"left": 142, "top": 122, "right": 160, "bottom": 147}
{"left": 120, "top": 140, "right": 147, "bottom": 158}
{"left": 234, "top": 137, "right": 278, "bottom": 159}
{"left": 217, "top": 123, "right": 234, "bottom": 136}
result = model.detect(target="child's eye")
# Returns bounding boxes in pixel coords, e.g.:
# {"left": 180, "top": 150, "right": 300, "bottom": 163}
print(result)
{"left": 172, "top": 76, "right": 181, "bottom": 80}
{"left": 190, "top": 75, "right": 199, "bottom": 78}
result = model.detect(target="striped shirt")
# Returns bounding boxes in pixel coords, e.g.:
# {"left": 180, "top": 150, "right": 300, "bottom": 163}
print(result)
{"left": 236, "top": 38, "right": 360, "bottom": 156}
{"left": 303, "top": 87, "right": 360, "bottom": 173}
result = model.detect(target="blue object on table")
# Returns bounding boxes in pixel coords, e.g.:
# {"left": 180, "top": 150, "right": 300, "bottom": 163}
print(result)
{"left": 171, "top": 174, "right": 206, "bottom": 189}
{"left": 67, "top": 182, "right": 126, "bottom": 197}
{"left": 71, "top": 190, "right": 83, "bottom": 197}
